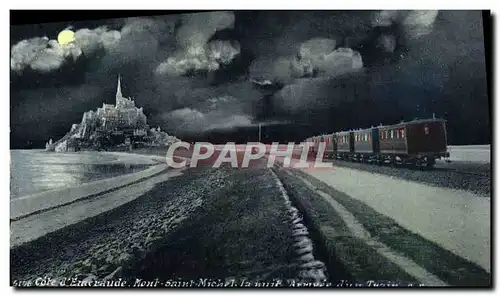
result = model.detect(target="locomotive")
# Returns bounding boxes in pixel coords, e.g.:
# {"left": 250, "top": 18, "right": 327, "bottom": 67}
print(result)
{"left": 305, "top": 117, "right": 450, "bottom": 167}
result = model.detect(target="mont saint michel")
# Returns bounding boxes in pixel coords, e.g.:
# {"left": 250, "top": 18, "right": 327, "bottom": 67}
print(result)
{"left": 45, "top": 76, "right": 178, "bottom": 152}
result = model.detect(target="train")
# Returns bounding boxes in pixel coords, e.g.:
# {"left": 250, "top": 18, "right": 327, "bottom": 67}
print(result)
{"left": 304, "top": 117, "right": 450, "bottom": 168}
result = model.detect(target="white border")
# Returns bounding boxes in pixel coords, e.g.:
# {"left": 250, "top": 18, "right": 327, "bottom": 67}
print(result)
{"left": 2, "top": 2, "right": 498, "bottom": 296}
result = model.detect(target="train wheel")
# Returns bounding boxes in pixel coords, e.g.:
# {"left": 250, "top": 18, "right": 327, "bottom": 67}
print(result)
{"left": 415, "top": 158, "right": 425, "bottom": 170}
{"left": 389, "top": 156, "right": 396, "bottom": 167}
{"left": 408, "top": 159, "right": 418, "bottom": 169}
{"left": 426, "top": 157, "right": 436, "bottom": 168}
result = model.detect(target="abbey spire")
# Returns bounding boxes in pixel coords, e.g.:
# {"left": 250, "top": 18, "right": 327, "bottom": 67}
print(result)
{"left": 116, "top": 74, "right": 123, "bottom": 100}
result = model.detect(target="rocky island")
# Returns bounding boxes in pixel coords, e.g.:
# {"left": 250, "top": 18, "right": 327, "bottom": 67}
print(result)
{"left": 46, "top": 76, "right": 179, "bottom": 152}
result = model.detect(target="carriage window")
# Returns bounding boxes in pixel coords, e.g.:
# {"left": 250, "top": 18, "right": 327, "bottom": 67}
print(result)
{"left": 396, "top": 129, "right": 400, "bottom": 139}
{"left": 390, "top": 130, "right": 394, "bottom": 139}
{"left": 401, "top": 129, "right": 405, "bottom": 138}
{"left": 365, "top": 133, "right": 368, "bottom": 141}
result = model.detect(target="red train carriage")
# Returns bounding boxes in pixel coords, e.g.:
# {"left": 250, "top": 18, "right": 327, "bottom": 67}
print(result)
{"left": 324, "top": 134, "right": 335, "bottom": 158}
{"left": 304, "top": 117, "right": 450, "bottom": 168}
{"left": 307, "top": 136, "right": 317, "bottom": 155}
{"left": 377, "top": 118, "right": 449, "bottom": 166}
{"left": 303, "top": 137, "right": 313, "bottom": 154}
{"left": 307, "top": 134, "right": 334, "bottom": 158}
{"left": 310, "top": 135, "right": 325, "bottom": 155}
{"left": 310, "top": 136, "right": 318, "bottom": 154}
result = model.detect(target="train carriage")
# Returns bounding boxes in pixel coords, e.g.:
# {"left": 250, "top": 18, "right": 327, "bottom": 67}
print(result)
{"left": 353, "top": 127, "right": 379, "bottom": 162}
{"left": 304, "top": 137, "right": 313, "bottom": 154}
{"left": 304, "top": 117, "right": 449, "bottom": 168}
{"left": 312, "top": 134, "right": 327, "bottom": 155}
{"left": 309, "top": 137, "right": 319, "bottom": 154}
{"left": 378, "top": 118, "right": 449, "bottom": 166}
{"left": 324, "top": 133, "right": 335, "bottom": 158}
{"left": 303, "top": 137, "right": 312, "bottom": 146}
{"left": 311, "top": 136, "right": 319, "bottom": 154}
{"left": 335, "top": 131, "right": 354, "bottom": 159}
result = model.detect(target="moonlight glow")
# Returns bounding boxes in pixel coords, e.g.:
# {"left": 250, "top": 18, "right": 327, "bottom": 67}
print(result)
{"left": 57, "top": 30, "right": 75, "bottom": 46}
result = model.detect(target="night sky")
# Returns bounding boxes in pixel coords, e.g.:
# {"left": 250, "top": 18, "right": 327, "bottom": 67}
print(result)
{"left": 10, "top": 10, "right": 491, "bottom": 149}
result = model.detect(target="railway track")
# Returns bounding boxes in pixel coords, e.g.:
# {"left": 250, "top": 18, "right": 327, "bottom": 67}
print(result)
{"left": 431, "top": 167, "right": 490, "bottom": 178}
{"left": 322, "top": 156, "right": 490, "bottom": 178}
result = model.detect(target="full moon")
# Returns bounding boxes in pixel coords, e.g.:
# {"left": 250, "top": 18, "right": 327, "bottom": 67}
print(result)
{"left": 57, "top": 30, "right": 75, "bottom": 46}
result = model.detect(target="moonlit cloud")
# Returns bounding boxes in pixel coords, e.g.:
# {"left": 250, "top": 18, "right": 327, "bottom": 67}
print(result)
{"left": 11, "top": 37, "right": 83, "bottom": 72}
{"left": 11, "top": 26, "right": 121, "bottom": 73}
{"left": 74, "top": 27, "right": 120, "bottom": 54}
{"left": 10, "top": 18, "right": 174, "bottom": 74}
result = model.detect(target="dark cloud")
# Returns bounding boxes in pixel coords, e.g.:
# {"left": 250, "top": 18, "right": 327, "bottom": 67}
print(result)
{"left": 155, "top": 12, "right": 240, "bottom": 77}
